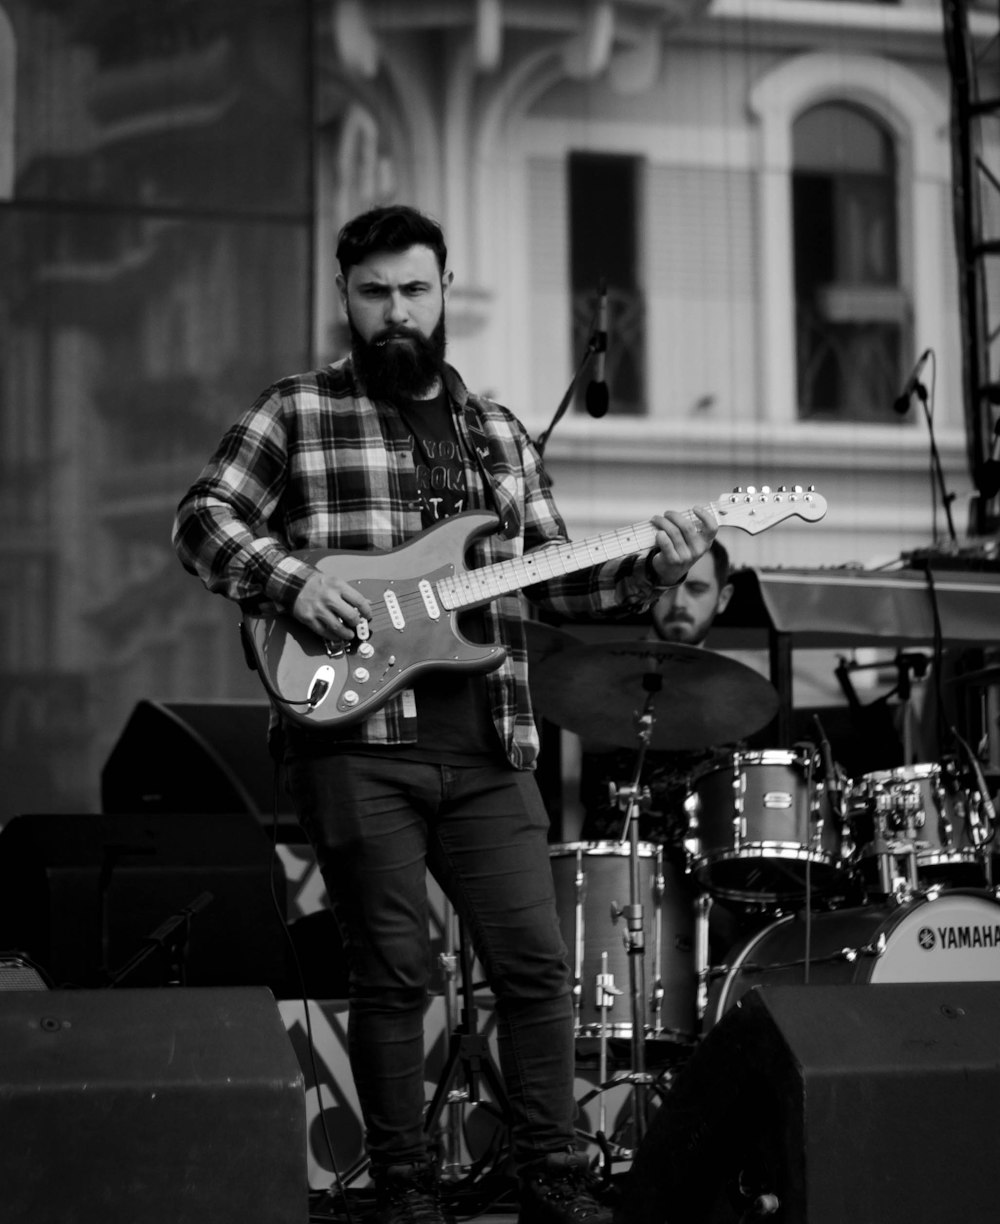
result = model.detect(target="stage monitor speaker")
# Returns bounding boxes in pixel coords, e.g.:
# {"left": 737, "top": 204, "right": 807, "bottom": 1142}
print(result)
{"left": 620, "top": 982, "right": 1000, "bottom": 1224}
{"left": 101, "top": 699, "right": 294, "bottom": 820}
{"left": 0, "top": 986, "right": 307, "bottom": 1224}
{"left": 0, "top": 811, "right": 288, "bottom": 991}
{"left": 0, "top": 955, "right": 50, "bottom": 990}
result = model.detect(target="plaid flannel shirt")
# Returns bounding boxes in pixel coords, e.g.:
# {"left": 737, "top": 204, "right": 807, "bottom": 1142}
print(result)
{"left": 172, "top": 356, "right": 664, "bottom": 768}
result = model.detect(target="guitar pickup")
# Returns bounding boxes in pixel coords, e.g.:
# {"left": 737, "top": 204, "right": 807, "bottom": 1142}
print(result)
{"left": 418, "top": 579, "right": 440, "bottom": 620}
{"left": 384, "top": 589, "right": 405, "bottom": 631}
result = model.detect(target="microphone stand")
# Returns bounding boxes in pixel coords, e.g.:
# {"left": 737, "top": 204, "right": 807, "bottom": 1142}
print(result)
{"left": 106, "top": 891, "right": 214, "bottom": 987}
{"left": 535, "top": 315, "right": 604, "bottom": 456}
{"left": 912, "top": 382, "right": 959, "bottom": 547}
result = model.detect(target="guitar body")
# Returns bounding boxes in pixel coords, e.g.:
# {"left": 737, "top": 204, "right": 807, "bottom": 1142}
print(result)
{"left": 241, "top": 511, "right": 507, "bottom": 729}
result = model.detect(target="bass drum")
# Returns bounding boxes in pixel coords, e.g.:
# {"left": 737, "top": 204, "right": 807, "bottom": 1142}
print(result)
{"left": 704, "top": 888, "right": 1000, "bottom": 1029}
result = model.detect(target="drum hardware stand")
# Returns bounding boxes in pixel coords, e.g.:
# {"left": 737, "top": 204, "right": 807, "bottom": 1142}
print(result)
{"left": 425, "top": 908, "right": 512, "bottom": 1183}
{"left": 953, "top": 731, "right": 997, "bottom": 888}
{"left": 694, "top": 891, "right": 713, "bottom": 1022}
{"left": 434, "top": 902, "right": 467, "bottom": 1179}
{"left": 606, "top": 672, "right": 669, "bottom": 1148}
{"left": 594, "top": 951, "right": 623, "bottom": 1137}
{"left": 570, "top": 850, "right": 587, "bottom": 1035}
{"left": 877, "top": 841, "right": 921, "bottom": 902}
{"left": 315, "top": 909, "right": 512, "bottom": 1205}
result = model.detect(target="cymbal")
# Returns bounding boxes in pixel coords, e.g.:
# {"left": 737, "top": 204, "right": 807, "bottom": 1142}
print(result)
{"left": 524, "top": 620, "right": 582, "bottom": 667}
{"left": 530, "top": 638, "right": 779, "bottom": 751}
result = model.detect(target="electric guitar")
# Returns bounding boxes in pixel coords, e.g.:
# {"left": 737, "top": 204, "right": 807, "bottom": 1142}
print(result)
{"left": 241, "top": 485, "right": 827, "bottom": 729}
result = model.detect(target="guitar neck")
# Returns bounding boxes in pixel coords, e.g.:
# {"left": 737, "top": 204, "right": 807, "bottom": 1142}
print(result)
{"left": 438, "top": 518, "right": 665, "bottom": 611}
{"left": 434, "top": 486, "right": 825, "bottom": 611}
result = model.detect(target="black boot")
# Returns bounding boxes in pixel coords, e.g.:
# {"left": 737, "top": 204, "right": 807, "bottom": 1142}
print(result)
{"left": 518, "top": 1152, "right": 612, "bottom": 1224}
{"left": 372, "top": 1160, "right": 449, "bottom": 1224}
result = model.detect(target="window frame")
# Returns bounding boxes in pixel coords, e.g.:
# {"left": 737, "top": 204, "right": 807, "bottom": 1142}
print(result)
{"left": 748, "top": 52, "right": 950, "bottom": 424}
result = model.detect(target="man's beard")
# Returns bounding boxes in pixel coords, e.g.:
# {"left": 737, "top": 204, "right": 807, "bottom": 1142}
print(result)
{"left": 350, "top": 313, "right": 447, "bottom": 402}
{"left": 656, "top": 616, "right": 707, "bottom": 646}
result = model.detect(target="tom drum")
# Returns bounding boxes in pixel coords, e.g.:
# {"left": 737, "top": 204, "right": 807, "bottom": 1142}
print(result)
{"left": 549, "top": 841, "right": 698, "bottom": 1043}
{"left": 847, "top": 761, "right": 991, "bottom": 890}
{"left": 686, "top": 750, "right": 844, "bottom": 903}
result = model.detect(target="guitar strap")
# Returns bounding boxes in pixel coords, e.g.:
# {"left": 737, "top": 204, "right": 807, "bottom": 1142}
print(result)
{"left": 460, "top": 400, "right": 521, "bottom": 541}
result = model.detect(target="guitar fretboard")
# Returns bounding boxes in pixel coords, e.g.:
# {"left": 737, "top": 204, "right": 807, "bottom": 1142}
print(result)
{"left": 437, "top": 519, "right": 664, "bottom": 610}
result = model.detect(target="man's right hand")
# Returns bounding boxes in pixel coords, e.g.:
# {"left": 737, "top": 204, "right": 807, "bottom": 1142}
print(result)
{"left": 292, "top": 570, "right": 374, "bottom": 641}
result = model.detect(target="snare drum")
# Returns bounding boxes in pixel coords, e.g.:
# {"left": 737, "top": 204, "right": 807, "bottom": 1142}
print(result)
{"left": 704, "top": 888, "right": 1000, "bottom": 1029}
{"left": 686, "top": 750, "right": 843, "bottom": 902}
{"left": 549, "top": 841, "right": 698, "bottom": 1042}
{"left": 847, "top": 762, "right": 990, "bottom": 890}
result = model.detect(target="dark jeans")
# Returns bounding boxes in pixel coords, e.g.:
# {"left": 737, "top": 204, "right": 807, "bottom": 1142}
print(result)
{"left": 283, "top": 749, "right": 576, "bottom": 1172}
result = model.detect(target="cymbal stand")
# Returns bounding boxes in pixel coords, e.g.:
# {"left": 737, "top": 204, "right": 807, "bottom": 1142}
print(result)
{"left": 609, "top": 672, "right": 664, "bottom": 1147}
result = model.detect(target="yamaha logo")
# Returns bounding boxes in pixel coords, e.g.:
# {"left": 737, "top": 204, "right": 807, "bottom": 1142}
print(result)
{"left": 918, "top": 923, "right": 1000, "bottom": 951}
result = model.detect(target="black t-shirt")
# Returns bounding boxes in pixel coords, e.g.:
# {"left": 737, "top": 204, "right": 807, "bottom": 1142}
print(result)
{"left": 388, "top": 391, "right": 504, "bottom": 765}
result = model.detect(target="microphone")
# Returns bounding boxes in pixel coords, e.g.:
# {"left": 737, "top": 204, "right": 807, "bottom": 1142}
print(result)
{"left": 812, "top": 714, "right": 842, "bottom": 810}
{"left": 585, "top": 280, "right": 609, "bottom": 418}
{"left": 892, "top": 348, "right": 931, "bottom": 414}
{"left": 975, "top": 417, "right": 1000, "bottom": 499}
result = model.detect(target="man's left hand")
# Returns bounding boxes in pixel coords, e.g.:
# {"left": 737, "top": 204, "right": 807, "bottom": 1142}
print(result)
{"left": 648, "top": 504, "right": 718, "bottom": 586}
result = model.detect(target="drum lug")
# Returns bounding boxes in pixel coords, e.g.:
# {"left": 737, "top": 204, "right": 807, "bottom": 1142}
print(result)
{"left": 834, "top": 931, "right": 889, "bottom": 964}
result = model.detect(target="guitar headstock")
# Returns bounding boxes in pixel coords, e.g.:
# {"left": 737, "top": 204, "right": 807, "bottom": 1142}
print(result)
{"left": 713, "top": 485, "right": 827, "bottom": 535}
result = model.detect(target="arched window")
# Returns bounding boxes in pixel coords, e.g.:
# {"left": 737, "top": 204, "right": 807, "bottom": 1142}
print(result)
{"left": 793, "top": 103, "right": 905, "bottom": 421}
{"left": 749, "top": 53, "right": 949, "bottom": 425}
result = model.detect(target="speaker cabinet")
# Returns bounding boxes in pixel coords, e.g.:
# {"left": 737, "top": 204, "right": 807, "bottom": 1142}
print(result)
{"left": 100, "top": 699, "right": 291, "bottom": 819}
{"left": 620, "top": 983, "right": 1000, "bottom": 1224}
{"left": 0, "top": 811, "right": 288, "bottom": 991}
{"left": 0, "top": 987, "right": 306, "bottom": 1223}
{"left": 0, "top": 955, "right": 50, "bottom": 990}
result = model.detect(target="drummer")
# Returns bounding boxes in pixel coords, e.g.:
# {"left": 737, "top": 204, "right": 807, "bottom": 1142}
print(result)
{"left": 577, "top": 540, "right": 735, "bottom": 847}
{"left": 575, "top": 541, "right": 775, "bottom": 959}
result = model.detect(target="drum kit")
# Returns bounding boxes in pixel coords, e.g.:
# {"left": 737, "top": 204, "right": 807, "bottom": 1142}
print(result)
{"left": 529, "top": 632, "right": 1000, "bottom": 1156}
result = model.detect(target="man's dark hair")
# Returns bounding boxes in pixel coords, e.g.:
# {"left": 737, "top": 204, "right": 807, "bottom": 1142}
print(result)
{"left": 709, "top": 538, "right": 731, "bottom": 589}
{"left": 336, "top": 205, "right": 448, "bottom": 277}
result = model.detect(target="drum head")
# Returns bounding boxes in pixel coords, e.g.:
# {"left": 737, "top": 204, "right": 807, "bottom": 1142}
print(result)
{"left": 869, "top": 890, "right": 1000, "bottom": 983}
{"left": 705, "top": 889, "right": 1000, "bottom": 1029}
